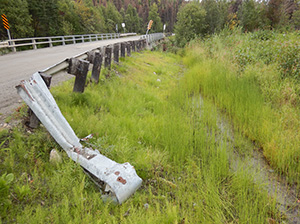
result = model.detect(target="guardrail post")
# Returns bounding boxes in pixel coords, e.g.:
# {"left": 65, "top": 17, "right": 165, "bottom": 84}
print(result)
{"left": 28, "top": 73, "right": 52, "bottom": 128}
{"left": 62, "top": 37, "right": 65, "bottom": 46}
{"left": 89, "top": 35, "right": 92, "bottom": 42}
{"left": 81, "top": 35, "right": 84, "bottom": 43}
{"left": 49, "top": 38, "right": 53, "bottom": 47}
{"left": 130, "top": 41, "right": 136, "bottom": 52}
{"left": 104, "top": 46, "right": 112, "bottom": 69}
{"left": 95, "top": 35, "right": 98, "bottom": 41}
{"left": 91, "top": 52, "right": 102, "bottom": 83}
{"left": 101, "top": 35, "right": 104, "bottom": 40}
{"left": 113, "top": 43, "right": 119, "bottom": 63}
{"left": 135, "top": 40, "right": 140, "bottom": 52}
{"left": 32, "top": 39, "right": 37, "bottom": 50}
{"left": 121, "top": 43, "right": 126, "bottom": 57}
{"left": 110, "top": 34, "right": 113, "bottom": 39}
{"left": 126, "top": 42, "right": 131, "bottom": 56}
{"left": 73, "top": 36, "right": 76, "bottom": 44}
{"left": 68, "top": 58, "right": 90, "bottom": 93}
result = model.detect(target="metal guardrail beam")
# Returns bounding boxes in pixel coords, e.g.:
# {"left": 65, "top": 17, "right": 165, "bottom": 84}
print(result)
{"left": 41, "top": 33, "right": 163, "bottom": 76}
{"left": 14, "top": 33, "right": 164, "bottom": 203}
{"left": 16, "top": 73, "right": 142, "bottom": 204}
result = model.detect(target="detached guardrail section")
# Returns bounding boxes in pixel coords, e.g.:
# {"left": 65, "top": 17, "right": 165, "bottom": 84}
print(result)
{"left": 0, "top": 33, "right": 137, "bottom": 52}
{"left": 16, "top": 33, "right": 164, "bottom": 204}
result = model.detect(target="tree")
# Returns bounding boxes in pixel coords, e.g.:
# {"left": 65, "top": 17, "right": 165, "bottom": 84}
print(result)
{"left": 148, "top": 3, "right": 163, "bottom": 33}
{"left": 201, "top": 0, "right": 225, "bottom": 34}
{"left": 174, "top": 2, "right": 206, "bottom": 46}
{"left": 27, "top": 0, "right": 60, "bottom": 36}
{"left": 0, "top": 0, "right": 33, "bottom": 39}
{"left": 125, "top": 4, "right": 141, "bottom": 33}
{"left": 238, "top": 0, "right": 265, "bottom": 31}
{"left": 101, "top": 2, "right": 122, "bottom": 32}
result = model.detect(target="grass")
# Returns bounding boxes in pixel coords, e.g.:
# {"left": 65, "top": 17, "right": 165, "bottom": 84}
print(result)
{"left": 181, "top": 30, "right": 300, "bottom": 185}
{"left": 0, "top": 50, "right": 283, "bottom": 223}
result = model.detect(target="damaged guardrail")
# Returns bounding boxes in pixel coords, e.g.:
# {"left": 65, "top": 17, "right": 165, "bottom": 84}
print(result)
{"left": 15, "top": 33, "right": 165, "bottom": 203}
{"left": 16, "top": 73, "right": 142, "bottom": 204}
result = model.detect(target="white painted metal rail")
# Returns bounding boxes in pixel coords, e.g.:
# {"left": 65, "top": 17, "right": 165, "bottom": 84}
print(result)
{"left": 0, "top": 33, "right": 137, "bottom": 52}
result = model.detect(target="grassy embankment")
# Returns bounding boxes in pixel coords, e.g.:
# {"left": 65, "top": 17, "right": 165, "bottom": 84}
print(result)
{"left": 181, "top": 29, "right": 300, "bottom": 185}
{"left": 0, "top": 48, "right": 288, "bottom": 223}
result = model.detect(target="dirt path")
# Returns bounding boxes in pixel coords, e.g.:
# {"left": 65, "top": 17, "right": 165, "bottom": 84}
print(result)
{"left": 0, "top": 36, "right": 141, "bottom": 124}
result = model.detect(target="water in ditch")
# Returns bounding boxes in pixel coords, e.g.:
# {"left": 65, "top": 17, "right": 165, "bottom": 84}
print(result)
{"left": 191, "top": 96, "right": 299, "bottom": 223}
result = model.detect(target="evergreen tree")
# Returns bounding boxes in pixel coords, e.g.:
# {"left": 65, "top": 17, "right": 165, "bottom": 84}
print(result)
{"left": 148, "top": 3, "right": 163, "bottom": 33}
{"left": 0, "top": 0, "right": 33, "bottom": 39}
{"left": 125, "top": 4, "right": 141, "bottom": 33}
{"left": 101, "top": 2, "right": 122, "bottom": 32}
{"left": 174, "top": 2, "right": 206, "bottom": 46}
{"left": 27, "top": 0, "right": 60, "bottom": 36}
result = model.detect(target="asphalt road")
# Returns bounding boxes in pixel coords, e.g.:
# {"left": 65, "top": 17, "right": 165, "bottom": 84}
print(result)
{"left": 0, "top": 35, "right": 141, "bottom": 122}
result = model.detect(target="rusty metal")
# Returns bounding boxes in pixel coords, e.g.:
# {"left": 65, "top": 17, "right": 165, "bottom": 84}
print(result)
{"left": 16, "top": 73, "right": 142, "bottom": 204}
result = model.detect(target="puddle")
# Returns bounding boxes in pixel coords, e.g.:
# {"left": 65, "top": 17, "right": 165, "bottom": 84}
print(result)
{"left": 192, "top": 96, "right": 300, "bottom": 223}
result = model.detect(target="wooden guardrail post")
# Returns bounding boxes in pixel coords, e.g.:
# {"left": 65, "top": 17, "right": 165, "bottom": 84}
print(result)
{"left": 92, "top": 52, "right": 102, "bottom": 83}
{"left": 135, "top": 40, "right": 140, "bottom": 52}
{"left": 104, "top": 46, "right": 112, "bottom": 69}
{"left": 68, "top": 58, "right": 90, "bottom": 93}
{"left": 130, "top": 41, "right": 136, "bottom": 52}
{"left": 113, "top": 43, "right": 120, "bottom": 63}
{"left": 87, "top": 51, "right": 103, "bottom": 83}
{"left": 28, "top": 73, "right": 52, "bottom": 128}
{"left": 121, "top": 43, "right": 126, "bottom": 57}
{"left": 126, "top": 42, "right": 131, "bottom": 56}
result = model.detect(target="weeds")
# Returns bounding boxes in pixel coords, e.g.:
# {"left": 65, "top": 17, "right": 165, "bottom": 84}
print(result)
{"left": 0, "top": 50, "right": 283, "bottom": 223}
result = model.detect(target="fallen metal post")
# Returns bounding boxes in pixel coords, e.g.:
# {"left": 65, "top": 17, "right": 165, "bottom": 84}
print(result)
{"left": 16, "top": 73, "right": 142, "bottom": 204}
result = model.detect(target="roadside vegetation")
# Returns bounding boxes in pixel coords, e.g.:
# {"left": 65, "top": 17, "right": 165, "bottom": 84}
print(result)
{"left": 179, "top": 28, "right": 300, "bottom": 185}
{"left": 1, "top": 49, "right": 288, "bottom": 223}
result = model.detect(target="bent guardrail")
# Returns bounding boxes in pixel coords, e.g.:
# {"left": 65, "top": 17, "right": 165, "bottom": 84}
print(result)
{"left": 0, "top": 32, "right": 137, "bottom": 52}
{"left": 17, "top": 73, "right": 142, "bottom": 204}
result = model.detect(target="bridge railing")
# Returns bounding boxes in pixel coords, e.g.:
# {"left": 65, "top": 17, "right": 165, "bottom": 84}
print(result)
{"left": 141, "top": 33, "right": 164, "bottom": 44}
{"left": 0, "top": 33, "right": 137, "bottom": 52}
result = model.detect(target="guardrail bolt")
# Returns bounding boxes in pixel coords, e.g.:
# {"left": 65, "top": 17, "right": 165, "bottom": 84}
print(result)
{"left": 68, "top": 58, "right": 90, "bottom": 93}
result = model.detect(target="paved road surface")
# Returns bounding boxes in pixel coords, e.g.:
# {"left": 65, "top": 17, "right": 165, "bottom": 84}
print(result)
{"left": 0, "top": 35, "right": 141, "bottom": 122}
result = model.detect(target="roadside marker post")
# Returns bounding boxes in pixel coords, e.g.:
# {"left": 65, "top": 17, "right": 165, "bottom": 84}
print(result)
{"left": 1, "top": 14, "right": 12, "bottom": 45}
{"left": 146, "top": 20, "right": 153, "bottom": 35}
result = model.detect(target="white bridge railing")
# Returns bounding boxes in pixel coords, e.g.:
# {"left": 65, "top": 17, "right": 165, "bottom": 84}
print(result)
{"left": 0, "top": 33, "right": 137, "bottom": 52}
{"left": 141, "top": 33, "right": 164, "bottom": 44}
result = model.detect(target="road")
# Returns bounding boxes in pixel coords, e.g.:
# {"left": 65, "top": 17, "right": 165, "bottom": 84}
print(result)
{"left": 0, "top": 35, "right": 141, "bottom": 123}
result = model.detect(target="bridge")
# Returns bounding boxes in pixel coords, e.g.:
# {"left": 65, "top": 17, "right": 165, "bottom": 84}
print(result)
{"left": 0, "top": 34, "right": 163, "bottom": 122}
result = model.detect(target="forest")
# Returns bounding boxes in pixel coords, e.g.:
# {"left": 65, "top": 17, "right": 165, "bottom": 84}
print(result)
{"left": 2, "top": 0, "right": 300, "bottom": 41}
{"left": 0, "top": 0, "right": 185, "bottom": 39}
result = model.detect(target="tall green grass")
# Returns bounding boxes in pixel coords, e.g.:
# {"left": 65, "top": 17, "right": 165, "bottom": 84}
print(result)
{"left": 0, "top": 51, "right": 281, "bottom": 223}
{"left": 182, "top": 37, "right": 300, "bottom": 185}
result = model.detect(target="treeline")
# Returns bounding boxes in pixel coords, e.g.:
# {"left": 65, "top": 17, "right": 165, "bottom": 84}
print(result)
{"left": 0, "top": 0, "right": 184, "bottom": 40}
{"left": 175, "top": 0, "right": 300, "bottom": 46}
